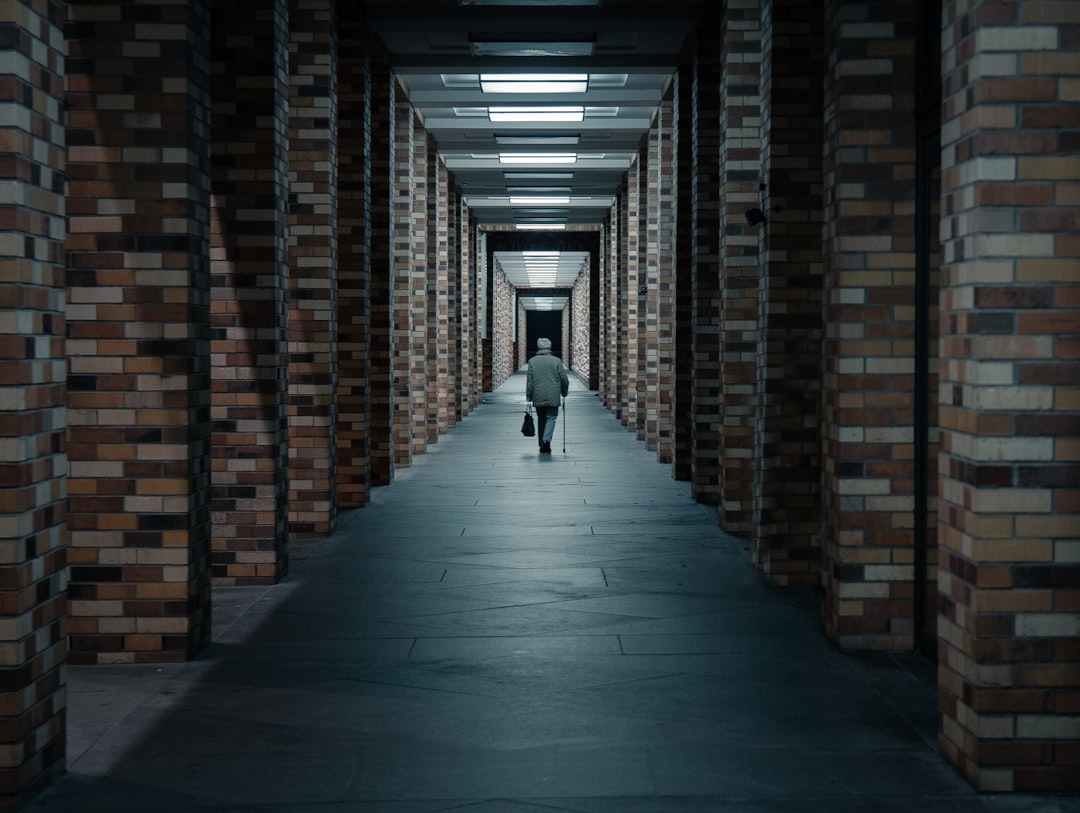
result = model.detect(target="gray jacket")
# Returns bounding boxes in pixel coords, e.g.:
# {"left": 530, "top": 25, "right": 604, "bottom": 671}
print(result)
{"left": 526, "top": 349, "right": 569, "bottom": 407}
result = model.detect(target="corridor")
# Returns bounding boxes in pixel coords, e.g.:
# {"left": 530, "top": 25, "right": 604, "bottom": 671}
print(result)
{"left": 28, "top": 374, "right": 1070, "bottom": 813}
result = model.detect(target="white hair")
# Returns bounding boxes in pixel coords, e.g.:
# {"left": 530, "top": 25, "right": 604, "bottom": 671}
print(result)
{"left": 537, "top": 338, "right": 552, "bottom": 350}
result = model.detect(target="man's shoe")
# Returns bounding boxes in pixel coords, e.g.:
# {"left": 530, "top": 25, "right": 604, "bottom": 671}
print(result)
{"left": 540, "top": 442, "right": 551, "bottom": 454}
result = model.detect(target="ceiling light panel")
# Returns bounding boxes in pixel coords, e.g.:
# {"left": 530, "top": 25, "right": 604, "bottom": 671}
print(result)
{"left": 494, "top": 134, "right": 580, "bottom": 146}
{"left": 488, "top": 106, "right": 584, "bottom": 123}
{"left": 509, "top": 196, "right": 571, "bottom": 205}
{"left": 480, "top": 73, "right": 589, "bottom": 94}
{"left": 499, "top": 153, "right": 577, "bottom": 164}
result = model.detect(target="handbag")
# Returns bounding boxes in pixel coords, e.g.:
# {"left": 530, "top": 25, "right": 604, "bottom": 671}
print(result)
{"left": 521, "top": 406, "right": 535, "bottom": 437}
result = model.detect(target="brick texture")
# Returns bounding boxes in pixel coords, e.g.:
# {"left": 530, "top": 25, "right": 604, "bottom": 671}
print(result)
{"left": 752, "top": 0, "right": 825, "bottom": 584}
{"left": 690, "top": 18, "right": 723, "bottom": 506}
{"left": 937, "top": 0, "right": 1080, "bottom": 792}
{"left": 718, "top": 0, "right": 763, "bottom": 535}
{"left": 820, "top": 0, "right": 921, "bottom": 649}
{"left": 287, "top": 0, "right": 338, "bottom": 538}
{"left": 209, "top": 0, "right": 290, "bottom": 586}
{"left": 65, "top": 0, "right": 213, "bottom": 662}
{"left": 0, "top": 0, "right": 67, "bottom": 803}
{"left": 335, "top": 9, "right": 372, "bottom": 508}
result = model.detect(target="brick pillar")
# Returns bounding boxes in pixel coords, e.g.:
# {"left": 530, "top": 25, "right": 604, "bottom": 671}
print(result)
{"left": 690, "top": 22, "right": 722, "bottom": 505}
{"left": 0, "top": 1, "right": 67, "bottom": 802}
{"left": 635, "top": 142, "right": 649, "bottom": 442}
{"left": 65, "top": 0, "right": 213, "bottom": 662}
{"left": 820, "top": 0, "right": 918, "bottom": 648}
{"left": 210, "top": 0, "right": 290, "bottom": 586}
{"left": 287, "top": 0, "right": 337, "bottom": 537}
{"left": 458, "top": 206, "right": 473, "bottom": 419}
{"left": 336, "top": 9, "right": 372, "bottom": 508}
{"left": 430, "top": 153, "right": 450, "bottom": 439}
{"left": 624, "top": 163, "right": 642, "bottom": 433}
{"left": 673, "top": 60, "right": 695, "bottom": 482}
{"left": 937, "top": 0, "right": 1080, "bottom": 792}
{"left": 368, "top": 56, "right": 394, "bottom": 484}
{"left": 606, "top": 209, "right": 619, "bottom": 413}
{"left": 445, "top": 183, "right": 460, "bottom": 429}
{"left": 718, "top": 0, "right": 763, "bottom": 534}
{"left": 409, "top": 118, "right": 429, "bottom": 457}
{"left": 656, "top": 86, "right": 677, "bottom": 465}
{"left": 644, "top": 114, "right": 661, "bottom": 450}
{"left": 752, "top": 0, "right": 825, "bottom": 584}
{"left": 391, "top": 95, "right": 415, "bottom": 468}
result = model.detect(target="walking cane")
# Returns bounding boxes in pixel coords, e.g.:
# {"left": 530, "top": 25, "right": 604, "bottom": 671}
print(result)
{"left": 562, "top": 396, "right": 566, "bottom": 453}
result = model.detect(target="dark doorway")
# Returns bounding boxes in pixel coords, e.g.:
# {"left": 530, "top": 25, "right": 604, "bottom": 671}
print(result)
{"left": 526, "top": 310, "right": 564, "bottom": 361}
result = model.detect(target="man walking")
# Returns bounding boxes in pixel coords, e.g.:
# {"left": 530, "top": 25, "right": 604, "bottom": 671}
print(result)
{"left": 525, "top": 337, "right": 569, "bottom": 454}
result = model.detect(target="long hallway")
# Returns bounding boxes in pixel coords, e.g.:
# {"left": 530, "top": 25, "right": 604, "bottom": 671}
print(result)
{"left": 29, "top": 375, "right": 1070, "bottom": 813}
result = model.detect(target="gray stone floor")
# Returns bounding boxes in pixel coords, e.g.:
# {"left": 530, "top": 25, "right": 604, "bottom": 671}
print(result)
{"left": 29, "top": 372, "right": 1079, "bottom": 812}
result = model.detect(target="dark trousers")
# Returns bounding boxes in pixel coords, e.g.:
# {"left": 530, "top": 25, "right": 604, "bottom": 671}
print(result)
{"left": 535, "top": 406, "right": 559, "bottom": 446}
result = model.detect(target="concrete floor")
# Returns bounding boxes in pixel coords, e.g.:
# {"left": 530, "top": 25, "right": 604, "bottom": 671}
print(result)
{"left": 29, "top": 372, "right": 1080, "bottom": 813}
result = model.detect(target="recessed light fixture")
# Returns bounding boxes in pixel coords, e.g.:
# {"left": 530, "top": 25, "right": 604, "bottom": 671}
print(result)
{"left": 516, "top": 223, "right": 567, "bottom": 230}
{"left": 510, "top": 196, "right": 572, "bottom": 205}
{"left": 495, "top": 134, "right": 580, "bottom": 146}
{"left": 499, "top": 153, "right": 578, "bottom": 165}
{"left": 489, "top": 106, "right": 585, "bottom": 123}
{"left": 480, "top": 73, "right": 589, "bottom": 94}
{"left": 504, "top": 172, "right": 574, "bottom": 180}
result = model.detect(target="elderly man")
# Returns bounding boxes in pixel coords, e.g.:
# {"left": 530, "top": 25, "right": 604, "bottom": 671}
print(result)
{"left": 525, "top": 337, "right": 569, "bottom": 454}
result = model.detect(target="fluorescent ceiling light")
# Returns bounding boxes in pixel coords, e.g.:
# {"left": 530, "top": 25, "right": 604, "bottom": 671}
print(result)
{"left": 499, "top": 153, "right": 577, "bottom": 165}
{"left": 516, "top": 223, "right": 566, "bottom": 230}
{"left": 506, "top": 187, "right": 572, "bottom": 193}
{"left": 489, "top": 106, "right": 584, "bottom": 123}
{"left": 504, "top": 172, "right": 574, "bottom": 180}
{"left": 510, "top": 196, "right": 571, "bottom": 205}
{"left": 462, "top": 1, "right": 599, "bottom": 5}
{"left": 480, "top": 73, "right": 589, "bottom": 94}
{"left": 495, "top": 134, "right": 580, "bottom": 146}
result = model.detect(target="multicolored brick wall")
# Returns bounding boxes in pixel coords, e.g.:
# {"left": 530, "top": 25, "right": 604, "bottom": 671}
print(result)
{"left": 673, "top": 62, "right": 695, "bottom": 483}
{"left": 368, "top": 62, "right": 394, "bottom": 485}
{"left": 752, "top": 0, "right": 825, "bottom": 584}
{"left": 287, "top": 0, "right": 338, "bottom": 537}
{"left": 0, "top": 0, "right": 67, "bottom": 803}
{"left": 689, "top": 24, "right": 722, "bottom": 506}
{"left": 820, "top": 0, "right": 920, "bottom": 649}
{"left": 65, "top": 0, "right": 213, "bottom": 662}
{"left": 570, "top": 260, "right": 590, "bottom": 381}
{"left": 209, "top": 0, "right": 290, "bottom": 586}
{"left": 335, "top": 9, "right": 372, "bottom": 509}
{"left": 717, "top": 0, "right": 763, "bottom": 535}
{"left": 655, "top": 88, "right": 676, "bottom": 465}
{"left": 391, "top": 95, "right": 416, "bottom": 468}
{"left": 937, "top": 0, "right": 1080, "bottom": 792}
{"left": 429, "top": 154, "right": 450, "bottom": 440}
{"left": 491, "top": 261, "right": 514, "bottom": 390}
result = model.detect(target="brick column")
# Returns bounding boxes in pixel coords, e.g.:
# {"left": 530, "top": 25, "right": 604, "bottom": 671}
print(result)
{"left": 623, "top": 163, "right": 642, "bottom": 433}
{"left": 690, "top": 21, "right": 722, "bottom": 505}
{"left": 752, "top": 0, "right": 825, "bottom": 584}
{"left": 937, "top": 0, "right": 1080, "bottom": 792}
{"left": 65, "top": 0, "right": 213, "bottom": 662}
{"left": 336, "top": 9, "right": 372, "bottom": 508}
{"left": 458, "top": 206, "right": 473, "bottom": 419}
{"left": 445, "top": 183, "right": 460, "bottom": 429}
{"left": 0, "top": 1, "right": 67, "bottom": 801}
{"left": 656, "top": 87, "right": 677, "bottom": 465}
{"left": 820, "top": 0, "right": 919, "bottom": 648}
{"left": 391, "top": 96, "right": 415, "bottom": 468}
{"left": 430, "top": 154, "right": 450, "bottom": 439}
{"left": 369, "top": 56, "right": 394, "bottom": 484}
{"left": 635, "top": 142, "right": 649, "bottom": 442}
{"left": 287, "top": 0, "right": 338, "bottom": 537}
{"left": 718, "top": 0, "right": 763, "bottom": 534}
{"left": 210, "top": 0, "right": 290, "bottom": 585}
{"left": 407, "top": 115, "right": 428, "bottom": 459}
{"left": 644, "top": 114, "right": 661, "bottom": 451}
{"left": 674, "top": 60, "right": 695, "bottom": 482}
